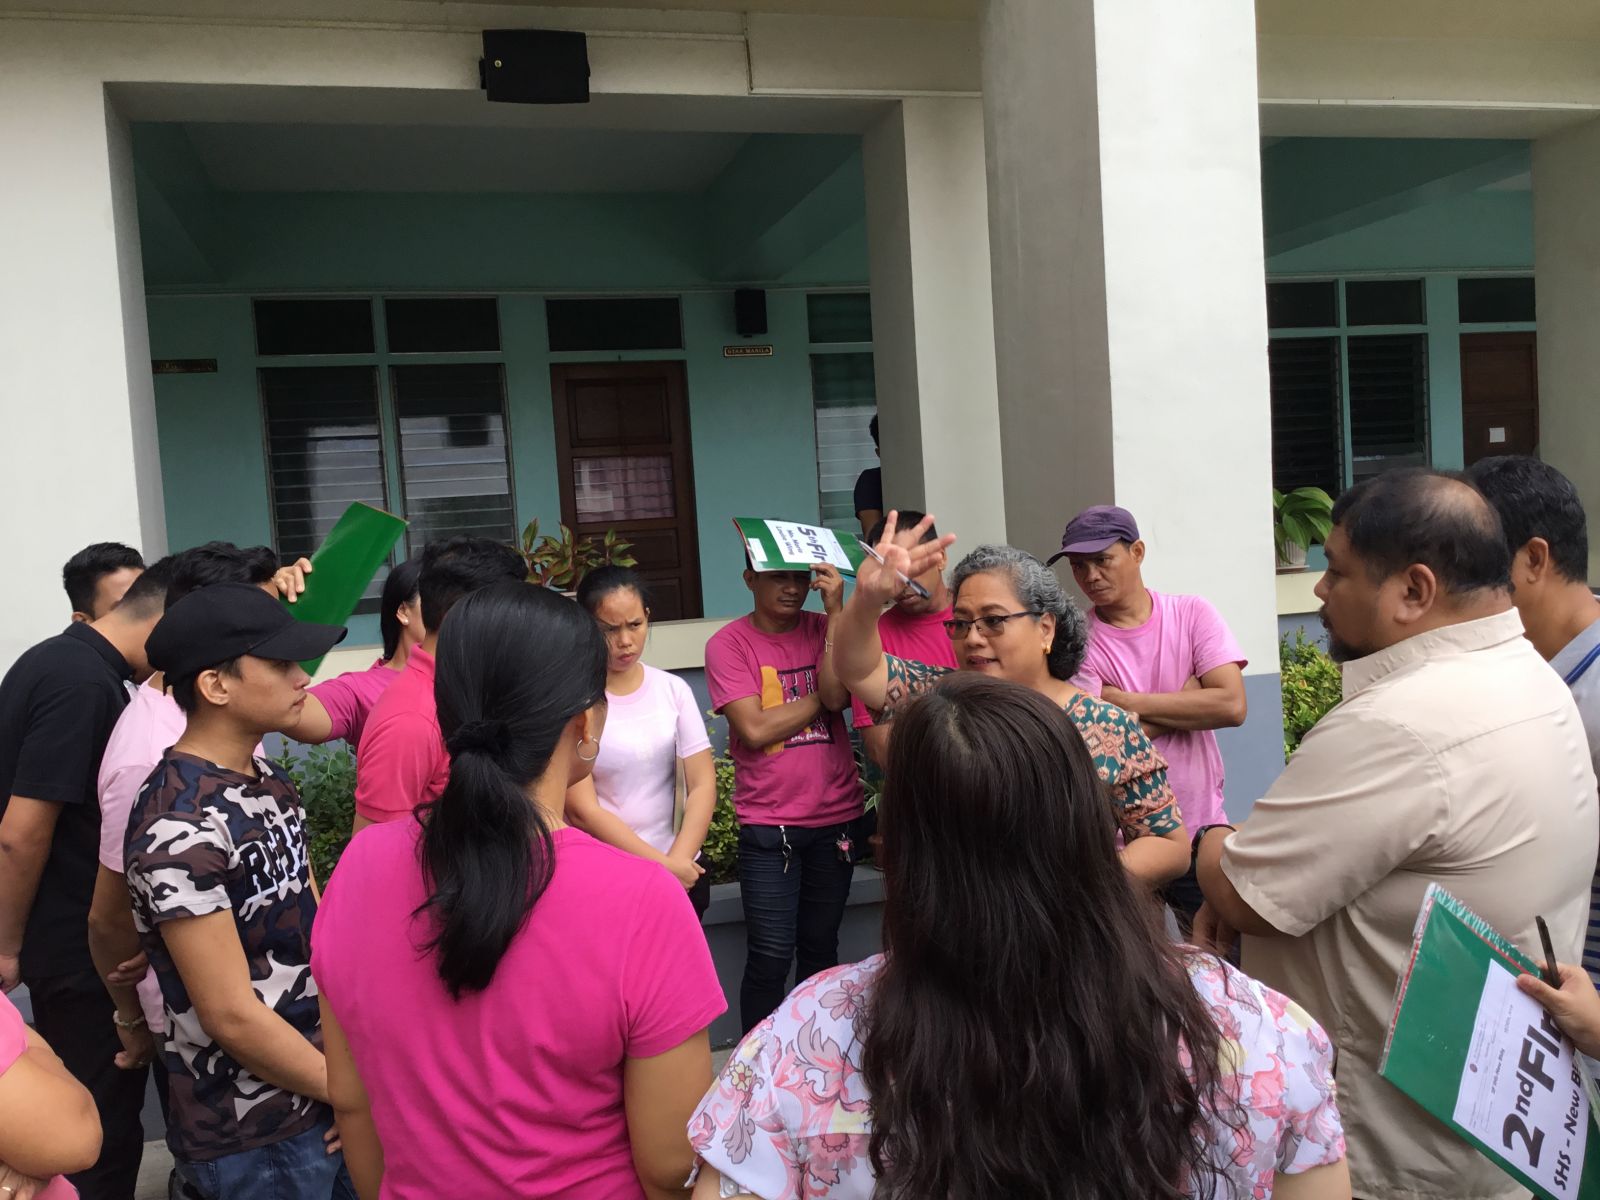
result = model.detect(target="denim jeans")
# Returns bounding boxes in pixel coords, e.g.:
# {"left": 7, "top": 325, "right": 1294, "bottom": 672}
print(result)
{"left": 738, "top": 822, "right": 855, "bottom": 1033}
{"left": 174, "top": 1114, "right": 357, "bottom": 1200}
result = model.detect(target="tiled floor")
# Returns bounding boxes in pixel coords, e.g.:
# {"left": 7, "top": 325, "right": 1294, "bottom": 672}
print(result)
{"left": 133, "top": 1047, "right": 738, "bottom": 1199}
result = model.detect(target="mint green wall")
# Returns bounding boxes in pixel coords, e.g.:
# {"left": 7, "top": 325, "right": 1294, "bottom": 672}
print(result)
{"left": 1266, "top": 189, "right": 1533, "bottom": 276}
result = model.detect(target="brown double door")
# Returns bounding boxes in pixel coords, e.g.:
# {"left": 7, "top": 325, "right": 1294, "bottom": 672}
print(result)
{"left": 1461, "top": 332, "right": 1539, "bottom": 464}
{"left": 551, "top": 361, "right": 703, "bottom": 620}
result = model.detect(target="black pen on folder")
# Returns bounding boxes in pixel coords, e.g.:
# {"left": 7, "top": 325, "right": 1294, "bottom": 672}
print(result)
{"left": 1535, "top": 914, "right": 1600, "bottom": 1133}
{"left": 1537, "top": 915, "right": 1562, "bottom": 987}
{"left": 859, "top": 543, "right": 931, "bottom": 600}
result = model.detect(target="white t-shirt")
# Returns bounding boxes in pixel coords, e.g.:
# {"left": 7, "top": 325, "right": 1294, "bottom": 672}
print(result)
{"left": 592, "top": 666, "right": 712, "bottom": 854}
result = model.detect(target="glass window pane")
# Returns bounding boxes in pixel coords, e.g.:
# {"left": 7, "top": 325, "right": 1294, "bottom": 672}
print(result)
{"left": 1348, "top": 334, "right": 1429, "bottom": 482}
{"left": 1458, "top": 277, "right": 1536, "bottom": 324}
{"left": 1266, "top": 282, "right": 1338, "bottom": 330}
{"left": 385, "top": 298, "right": 501, "bottom": 353}
{"left": 1268, "top": 337, "right": 1344, "bottom": 496}
{"left": 1345, "top": 279, "right": 1425, "bottom": 327}
{"left": 254, "top": 299, "right": 375, "bottom": 356}
{"left": 545, "top": 298, "right": 682, "bottom": 352}
{"left": 574, "top": 455, "right": 675, "bottom": 523}
{"left": 811, "top": 352, "right": 877, "bottom": 532}
{"left": 807, "top": 292, "right": 873, "bottom": 344}
{"left": 392, "top": 364, "right": 515, "bottom": 555}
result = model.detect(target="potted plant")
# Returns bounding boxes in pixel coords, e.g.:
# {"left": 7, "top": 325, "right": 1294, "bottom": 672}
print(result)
{"left": 1273, "top": 486, "right": 1334, "bottom": 571}
{"left": 519, "top": 519, "right": 637, "bottom": 593}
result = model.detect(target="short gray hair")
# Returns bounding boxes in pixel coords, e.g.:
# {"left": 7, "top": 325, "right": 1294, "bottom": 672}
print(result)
{"left": 950, "top": 544, "right": 1089, "bottom": 681}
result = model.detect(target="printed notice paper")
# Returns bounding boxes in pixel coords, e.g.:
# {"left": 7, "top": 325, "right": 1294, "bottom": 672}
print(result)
{"left": 733, "top": 518, "right": 865, "bottom": 575}
{"left": 1452, "top": 961, "right": 1589, "bottom": 1198}
{"left": 1380, "top": 884, "right": 1600, "bottom": 1199}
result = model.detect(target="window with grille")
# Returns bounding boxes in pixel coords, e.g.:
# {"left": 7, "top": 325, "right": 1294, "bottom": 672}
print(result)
{"left": 391, "top": 364, "right": 515, "bottom": 555}
{"left": 1266, "top": 279, "right": 1432, "bottom": 494}
{"left": 811, "top": 351, "right": 877, "bottom": 533}
{"left": 1268, "top": 338, "right": 1343, "bottom": 496}
{"left": 257, "top": 300, "right": 515, "bottom": 609}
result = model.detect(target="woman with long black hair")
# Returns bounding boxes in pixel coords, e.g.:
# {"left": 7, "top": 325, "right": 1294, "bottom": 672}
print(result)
{"left": 312, "top": 582, "right": 726, "bottom": 1199}
{"left": 690, "top": 674, "right": 1348, "bottom": 1200}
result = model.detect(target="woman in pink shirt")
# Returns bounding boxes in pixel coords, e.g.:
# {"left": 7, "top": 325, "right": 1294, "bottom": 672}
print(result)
{"left": 0, "top": 990, "right": 102, "bottom": 1198}
{"left": 306, "top": 558, "right": 423, "bottom": 748}
{"left": 567, "top": 567, "right": 717, "bottom": 917}
{"left": 312, "top": 582, "right": 725, "bottom": 1199}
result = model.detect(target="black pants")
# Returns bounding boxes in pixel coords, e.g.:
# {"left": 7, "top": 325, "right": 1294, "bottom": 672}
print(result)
{"left": 25, "top": 966, "right": 150, "bottom": 1200}
{"left": 1160, "top": 860, "right": 1206, "bottom": 939}
{"left": 737, "top": 823, "right": 854, "bottom": 1033}
{"left": 688, "top": 869, "right": 711, "bottom": 920}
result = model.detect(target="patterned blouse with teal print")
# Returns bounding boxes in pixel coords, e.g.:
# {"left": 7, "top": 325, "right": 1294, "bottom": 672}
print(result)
{"left": 879, "top": 656, "right": 1181, "bottom": 840}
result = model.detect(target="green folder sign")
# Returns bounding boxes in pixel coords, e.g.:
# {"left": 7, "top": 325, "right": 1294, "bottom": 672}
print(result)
{"left": 1380, "top": 885, "right": 1600, "bottom": 1199}
{"left": 733, "top": 518, "right": 864, "bottom": 575}
{"left": 285, "top": 502, "right": 407, "bottom": 674}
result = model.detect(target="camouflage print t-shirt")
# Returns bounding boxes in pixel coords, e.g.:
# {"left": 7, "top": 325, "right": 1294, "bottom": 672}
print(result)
{"left": 124, "top": 749, "right": 325, "bottom": 1162}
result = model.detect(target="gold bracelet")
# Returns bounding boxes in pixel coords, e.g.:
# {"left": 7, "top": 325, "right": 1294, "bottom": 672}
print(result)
{"left": 112, "top": 1011, "right": 147, "bottom": 1031}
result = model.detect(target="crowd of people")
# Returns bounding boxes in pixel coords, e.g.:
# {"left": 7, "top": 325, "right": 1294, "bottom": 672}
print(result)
{"left": 2, "top": 455, "right": 1600, "bottom": 1200}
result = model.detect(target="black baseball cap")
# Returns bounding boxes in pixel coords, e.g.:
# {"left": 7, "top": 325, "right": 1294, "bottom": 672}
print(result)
{"left": 1046, "top": 505, "right": 1141, "bottom": 565}
{"left": 146, "top": 582, "right": 346, "bottom": 683}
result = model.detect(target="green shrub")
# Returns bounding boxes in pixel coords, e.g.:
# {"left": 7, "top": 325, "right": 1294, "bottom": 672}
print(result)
{"left": 286, "top": 743, "right": 357, "bottom": 881}
{"left": 1280, "top": 631, "right": 1343, "bottom": 761}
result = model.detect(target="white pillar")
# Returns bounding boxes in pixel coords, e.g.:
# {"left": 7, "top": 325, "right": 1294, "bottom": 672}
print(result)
{"left": 979, "top": 0, "right": 1283, "bottom": 809}
{"left": 863, "top": 97, "right": 1008, "bottom": 547}
{"left": 1533, "top": 117, "right": 1600, "bottom": 582}
{"left": 0, "top": 71, "right": 164, "bottom": 666}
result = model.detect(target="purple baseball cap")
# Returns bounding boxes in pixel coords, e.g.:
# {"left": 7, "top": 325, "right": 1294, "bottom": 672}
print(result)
{"left": 1046, "top": 505, "right": 1140, "bottom": 565}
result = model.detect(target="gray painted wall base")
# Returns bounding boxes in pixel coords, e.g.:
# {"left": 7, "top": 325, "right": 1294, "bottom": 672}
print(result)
{"left": 702, "top": 868, "right": 885, "bottom": 1048}
{"left": 1216, "top": 672, "right": 1289, "bottom": 822}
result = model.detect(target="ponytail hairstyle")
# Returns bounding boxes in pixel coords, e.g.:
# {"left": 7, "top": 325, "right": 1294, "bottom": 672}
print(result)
{"left": 379, "top": 558, "right": 422, "bottom": 661}
{"left": 863, "top": 673, "right": 1235, "bottom": 1198}
{"left": 416, "top": 581, "right": 607, "bottom": 998}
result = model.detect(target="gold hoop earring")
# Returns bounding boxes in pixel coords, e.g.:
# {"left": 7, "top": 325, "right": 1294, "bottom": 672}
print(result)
{"left": 577, "top": 735, "right": 600, "bottom": 763}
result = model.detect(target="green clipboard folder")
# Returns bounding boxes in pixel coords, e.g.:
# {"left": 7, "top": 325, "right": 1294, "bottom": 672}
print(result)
{"left": 284, "top": 503, "right": 407, "bottom": 674}
{"left": 733, "top": 517, "right": 865, "bottom": 575}
{"left": 1379, "top": 884, "right": 1600, "bottom": 1199}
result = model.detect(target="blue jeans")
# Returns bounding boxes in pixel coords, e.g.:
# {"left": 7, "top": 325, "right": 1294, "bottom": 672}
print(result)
{"left": 174, "top": 1115, "right": 357, "bottom": 1200}
{"left": 738, "top": 822, "right": 855, "bottom": 1033}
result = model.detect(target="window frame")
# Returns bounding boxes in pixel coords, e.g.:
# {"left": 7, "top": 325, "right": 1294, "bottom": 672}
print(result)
{"left": 806, "top": 290, "right": 876, "bottom": 533}
{"left": 1266, "top": 276, "right": 1432, "bottom": 493}
{"left": 256, "top": 295, "right": 518, "bottom": 587}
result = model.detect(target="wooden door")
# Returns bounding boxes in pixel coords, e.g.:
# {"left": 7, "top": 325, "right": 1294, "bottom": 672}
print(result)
{"left": 1461, "top": 332, "right": 1539, "bottom": 465}
{"left": 551, "top": 361, "right": 703, "bottom": 620}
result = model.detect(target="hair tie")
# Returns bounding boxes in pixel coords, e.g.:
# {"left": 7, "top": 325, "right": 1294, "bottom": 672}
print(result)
{"left": 448, "top": 718, "right": 511, "bottom": 759}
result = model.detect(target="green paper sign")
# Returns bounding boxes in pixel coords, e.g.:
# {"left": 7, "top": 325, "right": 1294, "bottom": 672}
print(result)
{"left": 284, "top": 503, "right": 407, "bottom": 674}
{"left": 733, "top": 517, "right": 865, "bottom": 575}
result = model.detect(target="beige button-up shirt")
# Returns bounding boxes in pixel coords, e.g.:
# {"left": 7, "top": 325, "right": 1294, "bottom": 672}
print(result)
{"left": 1224, "top": 609, "right": 1598, "bottom": 1200}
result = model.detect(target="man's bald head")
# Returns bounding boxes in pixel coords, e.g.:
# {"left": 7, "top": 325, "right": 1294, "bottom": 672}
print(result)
{"left": 1330, "top": 469, "right": 1511, "bottom": 599}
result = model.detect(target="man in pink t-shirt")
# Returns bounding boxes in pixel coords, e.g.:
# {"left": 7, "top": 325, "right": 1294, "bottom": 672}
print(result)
{"left": 849, "top": 511, "right": 959, "bottom": 769}
{"left": 706, "top": 560, "right": 862, "bottom": 1032}
{"left": 353, "top": 537, "right": 524, "bottom": 830}
{"left": 1056, "top": 506, "right": 1247, "bottom": 932}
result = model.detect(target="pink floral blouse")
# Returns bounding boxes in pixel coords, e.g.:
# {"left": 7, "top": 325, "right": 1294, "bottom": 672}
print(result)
{"left": 689, "top": 953, "right": 1344, "bottom": 1199}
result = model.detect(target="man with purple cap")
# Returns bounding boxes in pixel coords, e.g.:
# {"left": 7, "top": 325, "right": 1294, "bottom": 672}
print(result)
{"left": 1052, "top": 505, "right": 1247, "bottom": 932}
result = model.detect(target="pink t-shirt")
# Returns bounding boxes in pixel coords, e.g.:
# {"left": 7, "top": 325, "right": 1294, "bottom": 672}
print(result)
{"left": 354, "top": 648, "right": 449, "bottom": 823}
{"left": 1074, "top": 590, "right": 1246, "bottom": 830}
{"left": 0, "top": 991, "right": 80, "bottom": 1199}
{"left": 309, "top": 658, "right": 400, "bottom": 749}
{"left": 705, "top": 613, "right": 863, "bottom": 827}
{"left": 850, "top": 605, "right": 957, "bottom": 729}
{"left": 96, "top": 682, "right": 257, "bottom": 1033}
{"left": 312, "top": 820, "right": 725, "bottom": 1199}
{"left": 593, "top": 666, "right": 712, "bottom": 854}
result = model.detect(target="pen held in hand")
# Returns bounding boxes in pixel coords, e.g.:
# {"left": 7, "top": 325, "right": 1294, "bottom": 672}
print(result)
{"left": 860, "top": 543, "right": 930, "bottom": 600}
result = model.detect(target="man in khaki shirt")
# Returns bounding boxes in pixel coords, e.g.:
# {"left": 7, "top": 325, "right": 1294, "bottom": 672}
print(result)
{"left": 1195, "top": 470, "right": 1598, "bottom": 1200}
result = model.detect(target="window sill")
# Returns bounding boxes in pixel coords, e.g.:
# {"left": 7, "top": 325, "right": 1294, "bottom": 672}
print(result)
{"left": 1277, "top": 571, "right": 1324, "bottom": 617}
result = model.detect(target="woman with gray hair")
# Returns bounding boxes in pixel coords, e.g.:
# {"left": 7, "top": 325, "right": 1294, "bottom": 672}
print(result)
{"left": 834, "top": 514, "right": 1189, "bottom": 884}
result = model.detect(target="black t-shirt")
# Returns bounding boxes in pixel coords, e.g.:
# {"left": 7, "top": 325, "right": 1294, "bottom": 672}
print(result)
{"left": 0, "top": 623, "right": 132, "bottom": 978}
{"left": 853, "top": 466, "right": 883, "bottom": 518}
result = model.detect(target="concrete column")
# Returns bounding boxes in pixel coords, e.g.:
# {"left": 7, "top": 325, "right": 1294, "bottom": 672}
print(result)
{"left": 1533, "top": 117, "right": 1600, "bottom": 582}
{"left": 0, "top": 69, "right": 164, "bottom": 666}
{"left": 862, "top": 97, "right": 1008, "bottom": 547}
{"left": 979, "top": 0, "right": 1284, "bottom": 812}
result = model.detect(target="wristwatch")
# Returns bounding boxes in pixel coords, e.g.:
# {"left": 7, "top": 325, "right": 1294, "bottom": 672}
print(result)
{"left": 1190, "top": 823, "right": 1236, "bottom": 871}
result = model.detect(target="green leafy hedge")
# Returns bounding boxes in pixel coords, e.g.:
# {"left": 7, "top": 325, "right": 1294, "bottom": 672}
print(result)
{"left": 1279, "top": 631, "right": 1343, "bottom": 762}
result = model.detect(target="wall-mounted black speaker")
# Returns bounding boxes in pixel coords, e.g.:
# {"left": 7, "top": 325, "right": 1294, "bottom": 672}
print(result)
{"left": 734, "top": 289, "right": 768, "bottom": 338}
{"left": 480, "top": 30, "right": 590, "bottom": 104}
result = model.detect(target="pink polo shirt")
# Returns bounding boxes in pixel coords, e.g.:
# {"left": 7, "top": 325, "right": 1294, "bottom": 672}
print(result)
{"left": 309, "top": 658, "right": 401, "bottom": 749}
{"left": 354, "top": 647, "right": 448, "bottom": 823}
